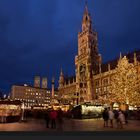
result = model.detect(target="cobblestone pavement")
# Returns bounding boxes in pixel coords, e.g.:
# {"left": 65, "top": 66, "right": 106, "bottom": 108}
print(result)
{"left": 0, "top": 118, "right": 140, "bottom": 131}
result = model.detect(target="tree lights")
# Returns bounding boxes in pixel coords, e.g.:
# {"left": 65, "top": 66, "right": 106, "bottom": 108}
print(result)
{"left": 98, "top": 56, "right": 140, "bottom": 109}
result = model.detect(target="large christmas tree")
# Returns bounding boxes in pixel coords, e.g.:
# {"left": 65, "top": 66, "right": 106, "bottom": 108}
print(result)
{"left": 109, "top": 55, "right": 139, "bottom": 106}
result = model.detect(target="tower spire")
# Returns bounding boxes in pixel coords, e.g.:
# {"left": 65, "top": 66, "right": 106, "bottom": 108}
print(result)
{"left": 85, "top": 1, "right": 88, "bottom": 14}
{"left": 82, "top": 1, "right": 92, "bottom": 32}
{"left": 60, "top": 67, "right": 63, "bottom": 75}
{"left": 51, "top": 77, "right": 55, "bottom": 98}
{"left": 120, "top": 52, "right": 122, "bottom": 59}
{"left": 134, "top": 52, "right": 137, "bottom": 65}
{"left": 59, "top": 67, "right": 64, "bottom": 88}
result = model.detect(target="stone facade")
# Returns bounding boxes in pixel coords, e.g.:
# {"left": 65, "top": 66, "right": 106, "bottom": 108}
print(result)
{"left": 10, "top": 85, "right": 51, "bottom": 108}
{"left": 58, "top": 5, "right": 140, "bottom": 105}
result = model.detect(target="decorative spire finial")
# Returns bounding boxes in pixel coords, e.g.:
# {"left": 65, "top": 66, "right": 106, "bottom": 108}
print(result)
{"left": 52, "top": 77, "right": 55, "bottom": 84}
{"left": 85, "top": 1, "right": 88, "bottom": 14}
{"left": 108, "top": 63, "right": 110, "bottom": 71}
{"left": 120, "top": 52, "right": 122, "bottom": 59}
{"left": 60, "top": 67, "right": 64, "bottom": 76}
{"left": 82, "top": 0, "right": 93, "bottom": 32}
{"left": 61, "top": 67, "right": 62, "bottom": 73}
{"left": 134, "top": 52, "right": 137, "bottom": 65}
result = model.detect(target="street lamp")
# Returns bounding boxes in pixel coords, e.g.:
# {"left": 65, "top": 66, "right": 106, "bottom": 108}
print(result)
{"left": 21, "top": 102, "right": 25, "bottom": 121}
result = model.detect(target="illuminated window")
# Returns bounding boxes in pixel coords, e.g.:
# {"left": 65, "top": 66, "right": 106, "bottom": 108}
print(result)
{"left": 104, "top": 87, "right": 107, "bottom": 92}
{"left": 27, "top": 89, "right": 31, "bottom": 92}
{"left": 107, "top": 86, "right": 109, "bottom": 90}
{"left": 96, "top": 89, "right": 98, "bottom": 93}
{"left": 103, "top": 78, "right": 108, "bottom": 86}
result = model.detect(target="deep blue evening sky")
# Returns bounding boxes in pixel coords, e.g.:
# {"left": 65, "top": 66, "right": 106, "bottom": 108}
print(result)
{"left": 0, "top": 0, "right": 140, "bottom": 94}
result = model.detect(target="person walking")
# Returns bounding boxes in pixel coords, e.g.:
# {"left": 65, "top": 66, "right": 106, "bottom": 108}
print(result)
{"left": 118, "top": 110, "right": 125, "bottom": 129}
{"left": 108, "top": 107, "right": 114, "bottom": 128}
{"left": 50, "top": 108, "right": 57, "bottom": 129}
{"left": 123, "top": 110, "right": 128, "bottom": 124}
{"left": 102, "top": 108, "right": 109, "bottom": 127}
{"left": 44, "top": 110, "right": 50, "bottom": 128}
{"left": 114, "top": 110, "right": 119, "bottom": 128}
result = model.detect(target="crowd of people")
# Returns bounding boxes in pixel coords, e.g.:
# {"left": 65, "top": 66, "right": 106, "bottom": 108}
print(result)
{"left": 44, "top": 108, "right": 63, "bottom": 130}
{"left": 43, "top": 106, "right": 139, "bottom": 130}
{"left": 102, "top": 107, "right": 128, "bottom": 129}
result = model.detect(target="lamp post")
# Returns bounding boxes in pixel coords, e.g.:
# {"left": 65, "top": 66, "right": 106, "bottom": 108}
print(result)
{"left": 76, "top": 92, "right": 79, "bottom": 105}
{"left": 21, "top": 102, "right": 25, "bottom": 121}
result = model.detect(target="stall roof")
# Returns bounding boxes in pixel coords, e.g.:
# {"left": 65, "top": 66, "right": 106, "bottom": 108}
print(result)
{"left": 0, "top": 100, "right": 22, "bottom": 105}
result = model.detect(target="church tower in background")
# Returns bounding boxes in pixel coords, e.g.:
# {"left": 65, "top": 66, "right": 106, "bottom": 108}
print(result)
{"left": 75, "top": 3, "right": 101, "bottom": 103}
{"left": 41, "top": 77, "right": 48, "bottom": 89}
{"left": 34, "top": 76, "right": 40, "bottom": 88}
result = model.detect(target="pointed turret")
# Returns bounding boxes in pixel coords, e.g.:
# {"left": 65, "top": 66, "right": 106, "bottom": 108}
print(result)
{"left": 82, "top": 2, "right": 92, "bottom": 32}
{"left": 108, "top": 63, "right": 111, "bottom": 71}
{"left": 119, "top": 52, "right": 122, "bottom": 60}
{"left": 134, "top": 52, "right": 137, "bottom": 65}
{"left": 51, "top": 77, "right": 55, "bottom": 98}
{"left": 60, "top": 67, "right": 63, "bottom": 76}
{"left": 59, "top": 68, "right": 64, "bottom": 88}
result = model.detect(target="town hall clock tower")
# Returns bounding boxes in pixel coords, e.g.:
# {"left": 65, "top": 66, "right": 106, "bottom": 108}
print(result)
{"left": 75, "top": 4, "right": 101, "bottom": 103}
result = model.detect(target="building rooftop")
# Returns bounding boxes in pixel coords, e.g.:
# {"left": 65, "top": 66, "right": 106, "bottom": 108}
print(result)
{"left": 0, "top": 100, "right": 22, "bottom": 105}
{"left": 97, "top": 49, "right": 140, "bottom": 74}
{"left": 12, "top": 84, "right": 50, "bottom": 91}
{"left": 64, "top": 49, "right": 140, "bottom": 80}
{"left": 64, "top": 75, "right": 76, "bottom": 84}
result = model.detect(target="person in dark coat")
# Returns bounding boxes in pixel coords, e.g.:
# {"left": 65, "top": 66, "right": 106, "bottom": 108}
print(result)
{"left": 114, "top": 110, "right": 119, "bottom": 128}
{"left": 123, "top": 110, "right": 128, "bottom": 124}
{"left": 102, "top": 108, "right": 109, "bottom": 127}
{"left": 44, "top": 110, "right": 50, "bottom": 128}
{"left": 50, "top": 109, "right": 57, "bottom": 129}
{"left": 57, "top": 108, "right": 63, "bottom": 131}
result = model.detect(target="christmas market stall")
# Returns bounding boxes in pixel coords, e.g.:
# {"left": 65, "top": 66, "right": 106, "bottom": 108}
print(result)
{"left": 0, "top": 100, "right": 22, "bottom": 123}
{"left": 71, "top": 103, "right": 104, "bottom": 119}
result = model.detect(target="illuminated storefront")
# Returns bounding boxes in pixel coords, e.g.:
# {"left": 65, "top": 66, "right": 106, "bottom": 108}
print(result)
{"left": 0, "top": 100, "right": 22, "bottom": 123}
{"left": 72, "top": 104, "right": 104, "bottom": 119}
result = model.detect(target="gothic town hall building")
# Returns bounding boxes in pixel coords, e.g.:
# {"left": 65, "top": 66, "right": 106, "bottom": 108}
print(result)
{"left": 58, "top": 5, "right": 140, "bottom": 105}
